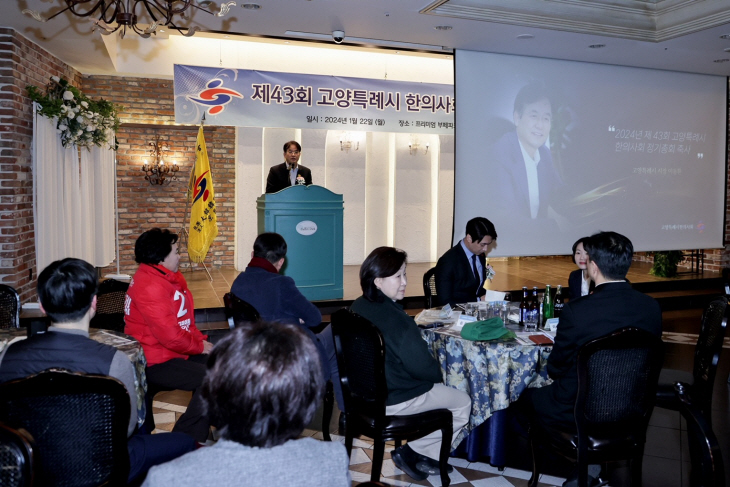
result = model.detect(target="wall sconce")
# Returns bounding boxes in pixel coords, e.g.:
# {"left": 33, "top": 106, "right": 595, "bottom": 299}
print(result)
{"left": 142, "top": 135, "right": 179, "bottom": 185}
{"left": 408, "top": 136, "right": 429, "bottom": 155}
{"left": 340, "top": 133, "right": 359, "bottom": 152}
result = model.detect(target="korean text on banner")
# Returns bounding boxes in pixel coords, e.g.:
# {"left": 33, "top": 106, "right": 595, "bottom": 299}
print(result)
{"left": 188, "top": 126, "right": 218, "bottom": 263}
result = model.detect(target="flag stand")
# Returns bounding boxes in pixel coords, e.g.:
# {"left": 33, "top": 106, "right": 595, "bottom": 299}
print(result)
{"left": 181, "top": 116, "right": 214, "bottom": 281}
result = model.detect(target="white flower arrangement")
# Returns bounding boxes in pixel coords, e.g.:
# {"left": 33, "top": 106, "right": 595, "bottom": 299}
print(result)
{"left": 27, "top": 77, "right": 121, "bottom": 150}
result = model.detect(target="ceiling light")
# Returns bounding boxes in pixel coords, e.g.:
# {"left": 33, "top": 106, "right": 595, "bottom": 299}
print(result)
{"left": 589, "top": 44, "right": 606, "bottom": 49}
{"left": 713, "top": 59, "right": 730, "bottom": 63}
{"left": 516, "top": 34, "right": 534, "bottom": 40}
{"left": 242, "top": 4, "right": 261, "bottom": 9}
{"left": 720, "top": 34, "right": 730, "bottom": 39}
{"left": 434, "top": 26, "right": 453, "bottom": 31}
{"left": 22, "top": 0, "right": 236, "bottom": 39}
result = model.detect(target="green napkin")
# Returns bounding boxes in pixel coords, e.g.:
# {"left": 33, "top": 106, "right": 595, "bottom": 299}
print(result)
{"left": 460, "top": 317, "right": 515, "bottom": 341}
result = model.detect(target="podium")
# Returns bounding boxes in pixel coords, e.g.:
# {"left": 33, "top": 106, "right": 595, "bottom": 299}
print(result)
{"left": 256, "top": 185, "right": 343, "bottom": 301}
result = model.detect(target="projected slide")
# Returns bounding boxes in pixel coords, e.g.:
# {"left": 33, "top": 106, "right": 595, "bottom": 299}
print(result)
{"left": 455, "top": 50, "right": 727, "bottom": 257}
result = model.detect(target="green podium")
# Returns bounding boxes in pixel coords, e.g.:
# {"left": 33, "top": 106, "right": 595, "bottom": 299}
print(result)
{"left": 257, "top": 185, "right": 344, "bottom": 301}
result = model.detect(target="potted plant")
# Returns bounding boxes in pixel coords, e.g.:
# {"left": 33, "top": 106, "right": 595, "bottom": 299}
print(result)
{"left": 649, "top": 251, "right": 684, "bottom": 278}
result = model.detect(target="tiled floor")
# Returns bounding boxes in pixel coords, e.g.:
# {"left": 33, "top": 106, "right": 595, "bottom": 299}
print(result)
{"left": 150, "top": 305, "right": 730, "bottom": 486}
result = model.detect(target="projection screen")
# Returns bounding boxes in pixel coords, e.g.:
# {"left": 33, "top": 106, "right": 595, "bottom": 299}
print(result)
{"left": 454, "top": 50, "right": 727, "bottom": 257}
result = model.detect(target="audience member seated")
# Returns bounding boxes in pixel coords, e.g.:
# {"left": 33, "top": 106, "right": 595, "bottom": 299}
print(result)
{"left": 435, "top": 217, "right": 498, "bottom": 307}
{"left": 124, "top": 228, "right": 213, "bottom": 443}
{"left": 351, "top": 247, "right": 471, "bottom": 481}
{"left": 517, "top": 231, "right": 662, "bottom": 486}
{"left": 230, "top": 232, "right": 342, "bottom": 409}
{"left": 0, "top": 258, "right": 195, "bottom": 483}
{"left": 568, "top": 236, "right": 594, "bottom": 301}
{"left": 142, "top": 320, "right": 351, "bottom": 487}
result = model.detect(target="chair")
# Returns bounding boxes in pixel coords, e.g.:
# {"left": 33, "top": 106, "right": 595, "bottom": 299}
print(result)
{"left": 0, "top": 422, "right": 35, "bottom": 487}
{"left": 331, "top": 308, "right": 453, "bottom": 486}
{"left": 0, "top": 369, "right": 131, "bottom": 487}
{"left": 656, "top": 296, "right": 728, "bottom": 425}
{"left": 0, "top": 284, "right": 21, "bottom": 329}
{"left": 423, "top": 267, "right": 437, "bottom": 309}
{"left": 223, "top": 292, "right": 261, "bottom": 329}
{"left": 90, "top": 278, "right": 130, "bottom": 332}
{"left": 675, "top": 383, "right": 726, "bottom": 487}
{"left": 528, "top": 327, "right": 664, "bottom": 487}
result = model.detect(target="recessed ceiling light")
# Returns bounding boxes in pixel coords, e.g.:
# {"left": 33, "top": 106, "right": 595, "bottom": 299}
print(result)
{"left": 713, "top": 59, "right": 730, "bottom": 63}
{"left": 242, "top": 3, "right": 261, "bottom": 9}
{"left": 284, "top": 41, "right": 290, "bottom": 44}
{"left": 224, "top": 35, "right": 230, "bottom": 38}
{"left": 589, "top": 44, "right": 606, "bottom": 49}
{"left": 516, "top": 34, "right": 534, "bottom": 40}
{"left": 720, "top": 34, "right": 730, "bottom": 39}
{"left": 434, "top": 26, "right": 452, "bottom": 31}
{"left": 159, "top": 29, "right": 165, "bottom": 33}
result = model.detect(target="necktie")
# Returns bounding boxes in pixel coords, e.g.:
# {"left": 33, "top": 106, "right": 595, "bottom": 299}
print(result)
{"left": 472, "top": 254, "right": 480, "bottom": 295}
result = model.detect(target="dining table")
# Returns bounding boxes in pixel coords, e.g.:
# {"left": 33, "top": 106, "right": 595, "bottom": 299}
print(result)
{"left": 417, "top": 308, "right": 553, "bottom": 467}
{"left": 0, "top": 327, "right": 149, "bottom": 427}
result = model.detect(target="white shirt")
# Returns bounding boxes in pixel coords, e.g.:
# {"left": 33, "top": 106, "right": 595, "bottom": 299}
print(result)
{"left": 518, "top": 140, "right": 541, "bottom": 219}
{"left": 286, "top": 162, "right": 299, "bottom": 186}
{"left": 580, "top": 272, "right": 591, "bottom": 296}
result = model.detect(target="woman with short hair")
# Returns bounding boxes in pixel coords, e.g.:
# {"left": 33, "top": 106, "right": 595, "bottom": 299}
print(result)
{"left": 350, "top": 247, "right": 471, "bottom": 481}
{"left": 125, "top": 228, "right": 213, "bottom": 442}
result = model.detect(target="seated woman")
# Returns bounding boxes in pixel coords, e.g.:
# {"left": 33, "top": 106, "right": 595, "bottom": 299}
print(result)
{"left": 124, "top": 228, "right": 213, "bottom": 443}
{"left": 350, "top": 247, "right": 471, "bottom": 481}
{"left": 568, "top": 236, "right": 594, "bottom": 301}
{"left": 142, "top": 320, "right": 351, "bottom": 487}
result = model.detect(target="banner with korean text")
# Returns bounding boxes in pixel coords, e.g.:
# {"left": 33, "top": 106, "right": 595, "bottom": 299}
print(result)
{"left": 174, "top": 65, "right": 454, "bottom": 134}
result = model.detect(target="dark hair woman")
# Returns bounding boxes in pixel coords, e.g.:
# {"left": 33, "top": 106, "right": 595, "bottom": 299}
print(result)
{"left": 125, "top": 228, "right": 213, "bottom": 443}
{"left": 350, "top": 247, "right": 471, "bottom": 481}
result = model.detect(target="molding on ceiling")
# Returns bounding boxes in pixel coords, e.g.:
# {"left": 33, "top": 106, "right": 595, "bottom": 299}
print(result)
{"left": 421, "top": 0, "right": 730, "bottom": 42}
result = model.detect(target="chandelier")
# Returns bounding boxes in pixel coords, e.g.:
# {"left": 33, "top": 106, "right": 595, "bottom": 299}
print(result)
{"left": 143, "top": 136, "right": 179, "bottom": 186}
{"left": 23, "top": 1, "right": 237, "bottom": 39}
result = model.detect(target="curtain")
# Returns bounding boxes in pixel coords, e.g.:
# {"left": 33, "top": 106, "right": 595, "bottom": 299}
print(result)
{"left": 33, "top": 107, "right": 116, "bottom": 272}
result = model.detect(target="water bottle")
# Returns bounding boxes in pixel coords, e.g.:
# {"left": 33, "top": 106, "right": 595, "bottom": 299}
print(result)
{"left": 554, "top": 285, "right": 564, "bottom": 318}
{"left": 519, "top": 286, "right": 528, "bottom": 326}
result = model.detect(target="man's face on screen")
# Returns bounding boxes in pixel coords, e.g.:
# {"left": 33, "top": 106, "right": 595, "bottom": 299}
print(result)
{"left": 513, "top": 98, "right": 552, "bottom": 158}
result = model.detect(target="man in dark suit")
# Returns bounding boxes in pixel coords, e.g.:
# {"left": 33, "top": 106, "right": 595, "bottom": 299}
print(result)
{"left": 524, "top": 231, "right": 662, "bottom": 431}
{"left": 490, "top": 82, "right": 563, "bottom": 220}
{"left": 265, "top": 140, "right": 313, "bottom": 193}
{"left": 434, "top": 217, "right": 498, "bottom": 307}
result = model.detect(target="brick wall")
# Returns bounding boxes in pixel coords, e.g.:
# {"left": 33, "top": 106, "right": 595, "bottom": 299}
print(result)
{"left": 0, "top": 28, "right": 80, "bottom": 301}
{"left": 82, "top": 76, "right": 236, "bottom": 275}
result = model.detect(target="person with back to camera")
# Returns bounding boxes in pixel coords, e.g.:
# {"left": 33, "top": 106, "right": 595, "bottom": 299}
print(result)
{"left": 568, "top": 236, "right": 595, "bottom": 301}
{"left": 265, "top": 140, "right": 313, "bottom": 193}
{"left": 350, "top": 247, "right": 471, "bottom": 481}
{"left": 230, "top": 232, "right": 343, "bottom": 410}
{"left": 142, "top": 320, "right": 351, "bottom": 487}
{"left": 124, "top": 228, "right": 213, "bottom": 443}
{"left": 0, "top": 258, "right": 196, "bottom": 483}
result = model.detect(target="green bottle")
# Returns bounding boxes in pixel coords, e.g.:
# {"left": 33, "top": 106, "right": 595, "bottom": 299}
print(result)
{"left": 543, "top": 284, "right": 553, "bottom": 322}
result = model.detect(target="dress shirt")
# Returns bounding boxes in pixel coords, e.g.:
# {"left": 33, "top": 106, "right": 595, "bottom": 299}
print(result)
{"left": 459, "top": 240, "right": 482, "bottom": 283}
{"left": 580, "top": 272, "right": 591, "bottom": 297}
{"left": 518, "top": 140, "right": 541, "bottom": 219}
{"left": 286, "top": 162, "right": 299, "bottom": 186}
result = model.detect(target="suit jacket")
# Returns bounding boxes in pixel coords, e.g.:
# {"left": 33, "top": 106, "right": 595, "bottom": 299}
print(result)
{"left": 434, "top": 243, "right": 486, "bottom": 307}
{"left": 491, "top": 131, "right": 563, "bottom": 219}
{"left": 265, "top": 162, "right": 313, "bottom": 193}
{"left": 568, "top": 269, "right": 595, "bottom": 301}
{"left": 529, "top": 281, "right": 662, "bottom": 429}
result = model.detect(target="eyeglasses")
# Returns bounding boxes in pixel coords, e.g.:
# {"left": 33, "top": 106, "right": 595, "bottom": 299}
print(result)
{"left": 286, "top": 150, "right": 300, "bottom": 155}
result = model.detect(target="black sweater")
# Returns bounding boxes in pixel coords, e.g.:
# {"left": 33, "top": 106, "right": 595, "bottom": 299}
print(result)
{"left": 351, "top": 294, "right": 442, "bottom": 405}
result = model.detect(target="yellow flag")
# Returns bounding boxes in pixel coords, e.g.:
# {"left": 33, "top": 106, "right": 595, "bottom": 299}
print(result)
{"left": 188, "top": 126, "right": 218, "bottom": 263}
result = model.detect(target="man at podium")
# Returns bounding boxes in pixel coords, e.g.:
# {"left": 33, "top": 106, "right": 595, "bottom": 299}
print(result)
{"left": 265, "top": 141, "right": 313, "bottom": 193}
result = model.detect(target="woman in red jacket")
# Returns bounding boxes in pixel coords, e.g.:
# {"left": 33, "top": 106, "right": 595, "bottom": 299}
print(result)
{"left": 125, "top": 228, "right": 213, "bottom": 442}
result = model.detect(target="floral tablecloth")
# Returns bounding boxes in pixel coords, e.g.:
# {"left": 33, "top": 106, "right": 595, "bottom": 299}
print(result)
{"left": 421, "top": 326, "right": 552, "bottom": 445}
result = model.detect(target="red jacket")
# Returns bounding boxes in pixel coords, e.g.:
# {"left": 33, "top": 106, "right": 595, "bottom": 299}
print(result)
{"left": 124, "top": 264, "right": 206, "bottom": 366}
